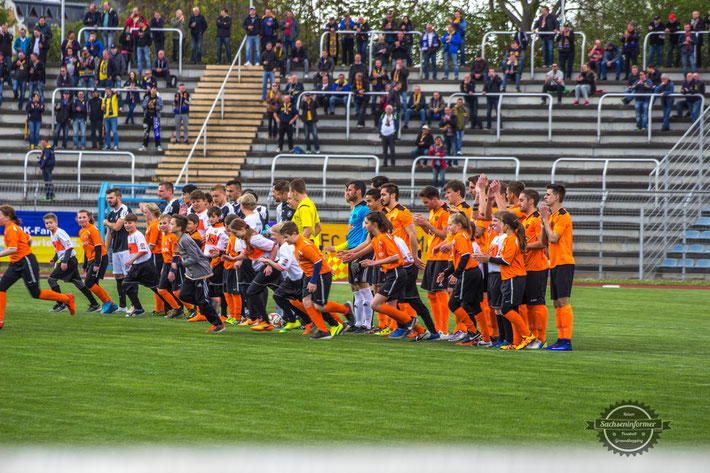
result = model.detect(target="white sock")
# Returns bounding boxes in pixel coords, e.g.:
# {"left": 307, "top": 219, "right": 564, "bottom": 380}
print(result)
{"left": 352, "top": 290, "right": 364, "bottom": 326}
{"left": 359, "top": 288, "right": 374, "bottom": 328}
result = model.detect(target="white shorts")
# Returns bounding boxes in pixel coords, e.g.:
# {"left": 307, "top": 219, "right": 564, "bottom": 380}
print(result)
{"left": 112, "top": 250, "right": 130, "bottom": 276}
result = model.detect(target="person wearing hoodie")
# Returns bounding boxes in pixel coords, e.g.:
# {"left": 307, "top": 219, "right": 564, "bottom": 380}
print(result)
{"left": 620, "top": 23, "right": 640, "bottom": 80}
{"left": 600, "top": 42, "right": 621, "bottom": 80}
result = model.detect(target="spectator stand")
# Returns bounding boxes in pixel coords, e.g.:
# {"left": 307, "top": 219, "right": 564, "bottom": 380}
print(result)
{"left": 642, "top": 31, "right": 709, "bottom": 71}
{"left": 50, "top": 87, "right": 153, "bottom": 124}
{"left": 446, "top": 92, "right": 553, "bottom": 142}
{"left": 24, "top": 150, "right": 136, "bottom": 199}
{"left": 366, "top": 30, "right": 423, "bottom": 74}
{"left": 295, "top": 91, "right": 353, "bottom": 140}
{"left": 596, "top": 93, "right": 705, "bottom": 143}
{"left": 550, "top": 158, "right": 660, "bottom": 192}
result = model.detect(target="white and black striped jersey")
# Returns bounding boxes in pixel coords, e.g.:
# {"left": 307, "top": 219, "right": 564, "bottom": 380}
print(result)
{"left": 107, "top": 204, "right": 131, "bottom": 252}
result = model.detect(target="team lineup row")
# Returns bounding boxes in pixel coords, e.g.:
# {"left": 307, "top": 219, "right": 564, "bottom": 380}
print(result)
{"left": 0, "top": 175, "right": 575, "bottom": 350}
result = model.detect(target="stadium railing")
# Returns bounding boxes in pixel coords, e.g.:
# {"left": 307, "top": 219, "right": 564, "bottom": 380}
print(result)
{"left": 596, "top": 93, "right": 705, "bottom": 143}
{"left": 270, "top": 153, "right": 380, "bottom": 203}
{"left": 446, "top": 92, "right": 553, "bottom": 142}
{"left": 0, "top": 180, "right": 103, "bottom": 210}
{"left": 77, "top": 26, "right": 184, "bottom": 75}
{"left": 642, "top": 31, "right": 709, "bottom": 70}
{"left": 550, "top": 158, "right": 660, "bottom": 191}
{"left": 23, "top": 150, "right": 135, "bottom": 199}
{"left": 51, "top": 87, "right": 153, "bottom": 124}
{"left": 295, "top": 91, "right": 353, "bottom": 139}
{"left": 367, "top": 30, "right": 423, "bottom": 74}
{"left": 480, "top": 31, "right": 586, "bottom": 79}
{"left": 174, "top": 36, "right": 248, "bottom": 185}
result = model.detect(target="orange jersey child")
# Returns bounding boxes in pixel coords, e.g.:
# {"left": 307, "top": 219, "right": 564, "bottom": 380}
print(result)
{"left": 77, "top": 209, "right": 117, "bottom": 313}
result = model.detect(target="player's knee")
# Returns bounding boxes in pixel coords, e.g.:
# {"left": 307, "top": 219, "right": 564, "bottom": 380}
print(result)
{"left": 448, "top": 298, "right": 459, "bottom": 312}
{"left": 501, "top": 303, "right": 517, "bottom": 315}
{"left": 369, "top": 299, "right": 381, "bottom": 311}
{"left": 314, "top": 303, "right": 326, "bottom": 312}
{"left": 463, "top": 302, "right": 480, "bottom": 316}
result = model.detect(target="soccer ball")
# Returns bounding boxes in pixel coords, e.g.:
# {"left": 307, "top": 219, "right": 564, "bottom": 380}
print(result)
{"left": 268, "top": 313, "right": 283, "bottom": 328}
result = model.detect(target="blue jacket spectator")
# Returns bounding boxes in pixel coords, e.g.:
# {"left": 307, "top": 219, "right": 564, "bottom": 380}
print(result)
{"left": 13, "top": 31, "right": 30, "bottom": 56}
{"left": 38, "top": 144, "right": 55, "bottom": 171}
{"left": 442, "top": 30, "right": 461, "bottom": 54}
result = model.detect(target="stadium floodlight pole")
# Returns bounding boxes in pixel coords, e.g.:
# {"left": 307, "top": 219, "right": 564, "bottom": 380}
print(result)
{"left": 560, "top": 0, "right": 565, "bottom": 23}
{"left": 60, "top": 0, "right": 66, "bottom": 48}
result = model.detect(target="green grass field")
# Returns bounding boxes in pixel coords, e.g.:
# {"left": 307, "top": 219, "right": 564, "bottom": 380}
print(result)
{"left": 0, "top": 283, "right": 708, "bottom": 447}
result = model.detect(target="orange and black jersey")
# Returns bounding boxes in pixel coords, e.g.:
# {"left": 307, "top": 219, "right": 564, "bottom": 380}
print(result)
{"left": 499, "top": 233, "right": 527, "bottom": 280}
{"left": 371, "top": 232, "right": 404, "bottom": 272}
{"left": 386, "top": 204, "right": 415, "bottom": 255}
{"left": 146, "top": 220, "right": 162, "bottom": 254}
{"left": 523, "top": 211, "right": 549, "bottom": 272}
{"left": 549, "top": 207, "right": 575, "bottom": 268}
{"left": 223, "top": 235, "right": 240, "bottom": 270}
{"left": 161, "top": 232, "right": 178, "bottom": 264}
{"left": 454, "top": 201, "right": 473, "bottom": 220}
{"left": 79, "top": 224, "right": 107, "bottom": 262}
{"left": 426, "top": 203, "right": 450, "bottom": 261}
{"left": 294, "top": 235, "right": 331, "bottom": 278}
{"left": 2, "top": 221, "right": 32, "bottom": 263}
{"left": 508, "top": 205, "right": 526, "bottom": 222}
{"left": 450, "top": 231, "right": 478, "bottom": 272}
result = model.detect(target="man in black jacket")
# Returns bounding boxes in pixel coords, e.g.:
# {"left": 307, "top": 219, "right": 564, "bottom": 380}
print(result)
{"left": 313, "top": 50, "right": 334, "bottom": 87}
{"left": 89, "top": 89, "right": 104, "bottom": 150}
{"left": 665, "top": 14, "right": 681, "bottom": 68}
{"left": 287, "top": 40, "right": 309, "bottom": 78}
{"left": 242, "top": 7, "right": 262, "bottom": 66}
{"left": 29, "top": 28, "right": 50, "bottom": 65}
{"left": 533, "top": 6, "right": 559, "bottom": 67}
{"left": 189, "top": 6, "right": 207, "bottom": 64}
{"left": 411, "top": 125, "right": 434, "bottom": 162}
{"left": 648, "top": 16, "right": 665, "bottom": 67}
{"left": 34, "top": 19, "right": 51, "bottom": 63}
{"left": 482, "top": 68, "right": 503, "bottom": 129}
{"left": 151, "top": 50, "right": 170, "bottom": 86}
{"left": 102, "top": 3, "right": 119, "bottom": 54}
{"left": 12, "top": 51, "right": 29, "bottom": 110}
{"left": 689, "top": 11, "right": 705, "bottom": 68}
{"left": 71, "top": 90, "right": 88, "bottom": 149}
{"left": 0, "top": 24, "right": 13, "bottom": 73}
{"left": 83, "top": 4, "right": 101, "bottom": 45}
{"left": 348, "top": 53, "right": 367, "bottom": 86}
{"left": 28, "top": 52, "right": 45, "bottom": 105}
{"left": 150, "top": 11, "right": 165, "bottom": 55}
{"left": 54, "top": 90, "right": 72, "bottom": 149}
{"left": 216, "top": 8, "right": 232, "bottom": 65}
{"left": 260, "top": 42, "right": 278, "bottom": 100}
{"left": 0, "top": 51, "right": 7, "bottom": 105}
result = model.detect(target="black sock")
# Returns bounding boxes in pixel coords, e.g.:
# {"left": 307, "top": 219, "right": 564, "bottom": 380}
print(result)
{"left": 322, "top": 312, "right": 337, "bottom": 326}
{"left": 220, "top": 295, "right": 228, "bottom": 317}
{"left": 116, "top": 279, "right": 126, "bottom": 307}
{"left": 408, "top": 297, "right": 437, "bottom": 333}
{"left": 78, "top": 284, "right": 98, "bottom": 305}
{"left": 48, "top": 278, "right": 61, "bottom": 294}
{"left": 126, "top": 285, "right": 142, "bottom": 310}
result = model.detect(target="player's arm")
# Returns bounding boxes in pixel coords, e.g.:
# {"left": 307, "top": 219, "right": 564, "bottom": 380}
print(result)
{"left": 527, "top": 220, "right": 547, "bottom": 249}
{"left": 340, "top": 234, "right": 373, "bottom": 261}
{"left": 539, "top": 206, "right": 562, "bottom": 243}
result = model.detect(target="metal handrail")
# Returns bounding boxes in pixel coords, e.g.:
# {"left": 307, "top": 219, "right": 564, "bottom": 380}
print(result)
{"left": 642, "top": 30, "right": 709, "bottom": 70}
{"left": 410, "top": 155, "right": 520, "bottom": 202}
{"left": 446, "top": 92, "right": 553, "bottom": 142}
{"left": 529, "top": 31, "right": 586, "bottom": 80}
{"left": 596, "top": 92, "right": 705, "bottom": 143}
{"left": 51, "top": 87, "right": 152, "bottom": 124}
{"left": 78, "top": 26, "right": 184, "bottom": 74}
{"left": 23, "top": 150, "right": 135, "bottom": 199}
{"left": 175, "top": 36, "right": 247, "bottom": 185}
{"left": 367, "top": 30, "right": 424, "bottom": 74}
{"left": 296, "top": 91, "right": 353, "bottom": 140}
{"left": 270, "top": 154, "right": 380, "bottom": 203}
{"left": 318, "top": 30, "right": 372, "bottom": 61}
{"left": 550, "top": 158, "right": 660, "bottom": 191}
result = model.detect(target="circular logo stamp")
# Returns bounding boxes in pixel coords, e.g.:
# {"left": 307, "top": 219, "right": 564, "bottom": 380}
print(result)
{"left": 586, "top": 400, "right": 671, "bottom": 456}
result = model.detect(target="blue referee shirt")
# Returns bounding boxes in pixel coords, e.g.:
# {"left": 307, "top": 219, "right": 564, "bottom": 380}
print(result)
{"left": 347, "top": 201, "right": 369, "bottom": 249}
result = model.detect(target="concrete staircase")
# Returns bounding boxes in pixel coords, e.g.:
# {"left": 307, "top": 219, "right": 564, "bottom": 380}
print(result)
{"left": 154, "top": 65, "right": 265, "bottom": 184}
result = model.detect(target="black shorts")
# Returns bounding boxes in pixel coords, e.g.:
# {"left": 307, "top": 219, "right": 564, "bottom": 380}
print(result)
{"left": 172, "top": 263, "right": 186, "bottom": 292}
{"left": 208, "top": 263, "right": 224, "bottom": 297}
{"left": 550, "top": 264, "right": 574, "bottom": 300}
{"left": 348, "top": 252, "right": 374, "bottom": 285}
{"left": 302, "top": 271, "right": 333, "bottom": 306}
{"left": 49, "top": 256, "right": 82, "bottom": 283}
{"left": 524, "top": 269, "right": 548, "bottom": 305}
{"left": 378, "top": 266, "right": 407, "bottom": 301}
{"left": 158, "top": 262, "right": 173, "bottom": 290}
{"left": 85, "top": 254, "right": 109, "bottom": 288}
{"left": 151, "top": 253, "right": 163, "bottom": 274}
{"left": 482, "top": 263, "right": 489, "bottom": 295}
{"left": 374, "top": 268, "right": 386, "bottom": 286}
{"left": 274, "top": 276, "right": 303, "bottom": 301}
{"left": 124, "top": 260, "right": 160, "bottom": 288}
{"left": 421, "top": 260, "right": 449, "bottom": 292}
{"left": 487, "top": 271, "right": 502, "bottom": 309}
{"left": 238, "top": 259, "right": 256, "bottom": 294}
{"left": 223, "top": 268, "right": 240, "bottom": 294}
{"left": 401, "top": 264, "right": 421, "bottom": 300}
{"left": 501, "top": 275, "right": 526, "bottom": 312}
{"left": 450, "top": 267, "right": 484, "bottom": 306}
{"left": 0, "top": 254, "right": 41, "bottom": 298}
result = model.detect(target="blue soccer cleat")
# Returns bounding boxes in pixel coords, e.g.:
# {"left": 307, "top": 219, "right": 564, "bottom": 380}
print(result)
{"left": 389, "top": 328, "right": 407, "bottom": 339}
{"left": 102, "top": 301, "right": 119, "bottom": 314}
{"left": 547, "top": 339, "right": 573, "bottom": 351}
{"left": 543, "top": 339, "right": 563, "bottom": 350}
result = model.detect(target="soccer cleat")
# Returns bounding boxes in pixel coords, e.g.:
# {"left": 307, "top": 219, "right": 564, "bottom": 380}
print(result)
{"left": 414, "top": 330, "right": 433, "bottom": 341}
{"left": 66, "top": 294, "right": 76, "bottom": 315}
{"left": 224, "top": 316, "right": 238, "bottom": 325}
{"left": 151, "top": 311, "right": 166, "bottom": 317}
{"left": 501, "top": 343, "right": 517, "bottom": 350}
{"left": 477, "top": 340, "right": 493, "bottom": 348}
{"left": 515, "top": 334, "right": 536, "bottom": 350}
{"left": 367, "top": 327, "right": 383, "bottom": 334}
{"left": 343, "top": 301, "right": 355, "bottom": 326}
{"left": 188, "top": 313, "right": 208, "bottom": 322}
{"left": 436, "top": 331, "right": 450, "bottom": 340}
{"left": 116, "top": 306, "right": 130, "bottom": 313}
{"left": 85, "top": 304, "right": 102, "bottom": 313}
{"left": 246, "top": 318, "right": 259, "bottom": 325}
{"left": 405, "top": 316, "right": 418, "bottom": 335}
{"left": 309, "top": 330, "right": 333, "bottom": 340}
{"left": 282, "top": 320, "right": 302, "bottom": 331}
{"left": 127, "top": 308, "right": 146, "bottom": 317}
{"left": 49, "top": 302, "right": 67, "bottom": 313}
{"left": 547, "top": 339, "right": 573, "bottom": 351}
{"left": 0, "top": 321, "right": 3, "bottom": 329}
{"left": 207, "top": 324, "right": 225, "bottom": 333}
{"left": 167, "top": 308, "right": 185, "bottom": 319}
{"left": 525, "top": 339, "right": 544, "bottom": 349}
{"left": 543, "top": 339, "right": 563, "bottom": 350}
{"left": 101, "top": 301, "right": 119, "bottom": 314}
{"left": 330, "top": 322, "right": 344, "bottom": 337}
{"left": 448, "top": 330, "right": 466, "bottom": 342}
{"left": 187, "top": 308, "right": 198, "bottom": 319}
{"left": 427, "top": 332, "right": 441, "bottom": 340}
{"left": 378, "top": 326, "right": 393, "bottom": 337}
{"left": 388, "top": 328, "right": 407, "bottom": 339}
{"left": 220, "top": 315, "right": 229, "bottom": 323}
{"left": 251, "top": 321, "right": 274, "bottom": 331}
{"left": 457, "top": 331, "right": 482, "bottom": 346}
{"left": 237, "top": 318, "right": 252, "bottom": 326}
{"left": 498, "top": 340, "right": 512, "bottom": 349}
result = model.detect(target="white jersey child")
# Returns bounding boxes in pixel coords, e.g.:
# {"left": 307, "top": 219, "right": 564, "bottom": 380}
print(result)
{"left": 203, "top": 223, "right": 229, "bottom": 258}
{"left": 127, "top": 230, "right": 152, "bottom": 265}
{"left": 245, "top": 233, "right": 276, "bottom": 271}
{"left": 244, "top": 213, "right": 263, "bottom": 234}
{"left": 487, "top": 234, "right": 506, "bottom": 274}
{"left": 276, "top": 241, "right": 304, "bottom": 281}
{"left": 196, "top": 209, "right": 210, "bottom": 237}
{"left": 51, "top": 227, "right": 77, "bottom": 261}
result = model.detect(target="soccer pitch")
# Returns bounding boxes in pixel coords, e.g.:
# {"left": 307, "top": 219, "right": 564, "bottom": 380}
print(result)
{"left": 0, "top": 283, "right": 708, "bottom": 448}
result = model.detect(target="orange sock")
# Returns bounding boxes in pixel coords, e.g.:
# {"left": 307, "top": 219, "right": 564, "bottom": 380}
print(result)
{"left": 453, "top": 307, "right": 478, "bottom": 333}
{"left": 159, "top": 289, "right": 180, "bottom": 309}
{"left": 290, "top": 299, "right": 307, "bottom": 314}
{"left": 154, "top": 293, "right": 165, "bottom": 312}
{"left": 305, "top": 306, "right": 328, "bottom": 332}
{"left": 437, "top": 291, "right": 450, "bottom": 333}
{"left": 560, "top": 305, "right": 574, "bottom": 339}
{"left": 536, "top": 305, "right": 549, "bottom": 342}
{"left": 38, "top": 289, "right": 70, "bottom": 304}
{"left": 89, "top": 284, "right": 111, "bottom": 304}
{"left": 224, "top": 293, "right": 235, "bottom": 317}
{"left": 388, "top": 316, "right": 398, "bottom": 331}
{"left": 520, "top": 304, "right": 529, "bottom": 330}
{"left": 377, "top": 314, "right": 389, "bottom": 329}
{"left": 511, "top": 322, "right": 522, "bottom": 345}
{"left": 329, "top": 313, "right": 344, "bottom": 325}
{"left": 475, "top": 312, "right": 490, "bottom": 342}
{"left": 555, "top": 307, "right": 563, "bottom": 339}
{"left": 504, "top": 310, "right": 531, "bottom": 338}
{"left": 426, "top": 293, "right": 441, "bottom": 332}
{"left": 325, "top": 301, "right": 349, "bottom": 315}
{"left": 0, "top": 291, "right": 6, "bottom": 322}
{"left": 377, "top": 303, "right": 412, "bottom": 324}
{"left": 233, "top": 294, "right": 242, "bottom": 317}
{"left": 400, "top": 303, "right": 416, "bottom": 318}
{"left": 413, "top": 323, "right": 425, "bottom": 334}
{"left": 488, "top": 304, "right": 500, "bottom": 337}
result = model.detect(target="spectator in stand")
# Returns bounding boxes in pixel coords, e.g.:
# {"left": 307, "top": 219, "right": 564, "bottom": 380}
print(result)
{"left": 299, "top": 92, "right": 320, "bottom": 153}
{"left": 35, "top": 17, "right": 51, "bottom": 63}
{"left": 573, "top": 62, "right": 596, "bottom": 106}
{"left": 123, "top": 71, "right": 140, "bottom": 124}
{"left": 281, "top": 11, "right": 300, "bottom": 59}
{"left": 71, "top": 90, "right": 88, "bottom": 149}
{"left": 373, "top": 83, "right": 391, "bottom": 126}
{"left": 61, "top": 31, "right": 80, "bottom": 61}
{"left": 621, "top": 23, "right": 639, "bottom": 80}
{"left": 86, "top": 31, "right": 104, "bottom": 58}
{"left": 587, "top": 39, "right": 604, "bottom": 76}
{"left": 242, "top": 7, "right": 262, "bottom": 66}
{"left": 369, "top": 58, "right": 388, "bottom": 115}
{"left": 12, "top": 51, "right": 29, "bottom": 110}
{"left": 355, "top": 16, "right": 370, "bottom": 58}
{"left": 171, "top": 10, "right": 188, "bottom": 64}
{"left": 647, "top": 16, "right": 665, "bottom": 67}
{"left": 373, "top": 35, "right": 390, "bottom": 67}
{"left": 323, "top": 17, "right": 339, "bottom": 64}
{"left": 26, "top": 92, "right": 44, "bottom": 149}
{"left": 102, "top": 87, "right": 119, "bottom": 150}
{"left": 273, "top": 39, "right": 287, "bottom": 79}
{"left": 391, "top": 58, "right": 409, "bottom": 105}
{"left": 284, "top": 74, "right": 303, "bottom": 103}
{"left": 316, "top": 75, "right": 332, "bottom": 114}
{"left": 382, "top": 13, "right": 398, "bottom": 44}
{"left": 439, "top": 105, "right": 456, "bottom": 155}
{"left": 676, "top": 72, "right": 702, "bottom": 123}
{"left": 83, "top": 4, "right": 101, "bottom": 45}
{"left": 555, "top": 23, "right": 575, "bottom": 80}
{"left": 150, "top": 11, "right": 165, "bottom": 56}
{"left": 452, "top": 97, "right": 469, "bottom": 159}
{"left": 541, "top": 63, "right": 564, "bottom": 105}
{"left": 274, "top": 95, "right": 298, "bottom": 153}
{"left": 352, "top": 71, "right": 369, "bottom": 127}
{"left": 348, "top": 53, "right": 367, "bottom": 86}
{"left": 645, "top": 63, "right": 661, "bottom": 87}
{"left": 174, "top": 83, "right": 190, "bottom": 143}
{"left": 264, "top": 82, "right": 282, "bottom": 139}
{"left": 390, "top": 31, "right": 408, "bottom": 70}
{"left": 28, "top": 52, "right": 45, "bottom": 105}
{"left": 470, "top": 51, "right": 489, "bottom": 83}
{"left": 654, "top": 74, "right": 674, "bottom": 131}
{"left": 38, "top": 139, "right": 55, "bottom": 200}
{"left": 482, "top": 67, "right": 502, "bottom": 129}
{"left": 63, "top": 47, "right": 78, "bottom": 78}
{"left": 665, "top": 14, "right": 681, "bottom": 68}
{"left": 126, "top": 8, "right": 145, "bottom": 48}
{"left": 429, "top": 136, "right": 446, "bottom": 189}
{"left": 287, "top": 40, "right": 309, "bottom": 78}
{"left": 328, "top": 73, "right": 351, "bottom": 114}
{"left": 0, "top": 24, "right": 13, "bottom": 72}
{"left": 534, "top": 6, "right": 559, "bottom": 67}
{"left": 260, "top": 41, "right": 278, "bottom": 100}
{"left": 411, "top": 124, "right": 434, "bottom": 164}
{"left": 140, "top": 86, "right": 163, "bottom": 152}
{"left": 421, "top": 24, "right": 440, "bottom": 80}
{"left": 339, "top": 14, "right": 356, "bottom": 66}
{"left": 119, "top": 25, "right": 133, "bottom": 65}
{"left": 89, "top": 88, "right": 103, "bottom": 149}
{"left": 427, "top": 91, "right": 444, "bottom": 126}
{"left": 379, "top": 105, "right": 397, "bottom": 167}
{"left": 0, "top": 52, "right": 7, "bottom": 105}
{"left": 135, "top": 20, "right": 152, "bottom": 76}
{"left": 387, "top": 81, "right": 404, "bottom": 130}
{"left": 77, "top": 48, "right": 95, "bottom": 89}
{"left": 600, "top": 42, "right": 621, "bottom": 80}
{"left": 13, "top": 28, "right": 30, "bottom": 58}
{"left": 450, "top": 11, "right": 466, "bottom": 65}
{"left": 513, "top": 29, "right": 529, "bottom": 69}
{"left": 404, "top": 85, "right": 426, "bottom": 128}
{"left": 313, "top": 49, "right": 334, "bottom": 88}
{"left": 501, "top": 52, "right": 522, "bottom": 93}
{"left": 632, "top": 70, "right": 653, "bottom": 131}
{"left": 689, "top": 11, "right": 705, "bottom": 68}
{"left": 101, "top": 2, "right": 119, "bottom": 53}
{"left": 442, "top": 24, "right": 461, "bottom": 80}
{"left": 215, "top": 8, "right": 232, "bottom": 65}
{"left": 28, "top": 28, "right": 46, "bottom": 64}
{"left": 151, "top": 50, "right": 170, "bottom": 86}
{"left": 262, "top": 9, "right": 279, "bottom": 52}
{"left": 142, "top": 68, "right": 157, "bottom": 92}
{"left": 189, "top": 6, "right": 207, "bottom": 64}
{"left": 679, "top": 23, "right": 697, "bottom": 76}
{"left": 400, "top": 15, "right": 414, "bottom": 65}
{"left": 110, "top": 44, "right": 127, "bottom": 84}
{"left": 621, "top": 64, "right": 640, "bottom": 105}
{"left": 96, "top": 50, "right": 114, "bottom": 89}
{"left": 461, "top": 74, "right": 480, "bottom": 128}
